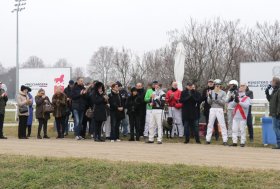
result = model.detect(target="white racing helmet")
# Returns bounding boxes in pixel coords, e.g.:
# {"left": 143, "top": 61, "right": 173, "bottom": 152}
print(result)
{"left": 214, "top": 79, "right": 222, "bottom": 85}
{"left": 229, "top": 80, "right": 239, "bottom": 86}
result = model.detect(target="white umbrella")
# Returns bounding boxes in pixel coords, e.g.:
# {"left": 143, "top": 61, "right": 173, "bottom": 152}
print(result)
{"left": 174, "top": 42, "right": 186, "bottom": 91}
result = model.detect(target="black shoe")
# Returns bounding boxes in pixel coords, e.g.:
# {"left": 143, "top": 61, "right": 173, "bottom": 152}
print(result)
{"left": 196, "top": 141, "right": 201, "bottom": 144}
{"left": 240, "top": 144, "right": 245, "bottom": 147}
{"left": 223, "top": 142, "right": 228, "bottom": 146}
{"left": 184, "top": 140, "right": 189, "bottom": 144}
{"left": 43, "top": 135, "right": 50, "bottom": 139}
{"left": 94, "top": 139, "right": 101, "bottom": 142}
{"left": 37, "top": 135, "right": 42, "bottom": 139}
{"left": 146, "top": 141, "right": 154, "bottom": 144}
{"left": 206, "top": 141, "right": 211, "bottom": 144}
{"left": 27, "top": 134, "right": 31, "bottom": 138}
{"left": 129, "top": 138, "right": 135, "bottom": 141}
{"left": 230, "top": 143, "right": 237, "bottom": 147}
{"left": 0, "top": 136, "right": 7, "bottom": 139}
{"left": 272, "top": 146, "right": 280, "bottom": 149}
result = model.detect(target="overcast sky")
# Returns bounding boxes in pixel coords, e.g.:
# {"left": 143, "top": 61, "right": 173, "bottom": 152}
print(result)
{"left": 0, "top": 0, "right": 279, "bottom": 69}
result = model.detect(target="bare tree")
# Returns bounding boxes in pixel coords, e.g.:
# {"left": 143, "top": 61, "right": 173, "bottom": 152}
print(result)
{"left": 88, "top": 47, "right": 115, "bottom": 85}
{"left": 72, "top": 67, "right": 85, "bottom": 81}
{"left": 22, "top": 56, "right": 45, "bottom": 68}
{"left": 53, "top": 58, "right": 71, "bottom": 68}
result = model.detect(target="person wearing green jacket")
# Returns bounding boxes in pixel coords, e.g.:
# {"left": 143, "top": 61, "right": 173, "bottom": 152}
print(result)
{"left": 143, "top": 82, "right": 155, "bottom": 137}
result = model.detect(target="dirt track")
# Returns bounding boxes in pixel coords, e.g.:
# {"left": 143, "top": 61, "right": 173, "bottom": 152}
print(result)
{"left": 0, "top": 137, "right": 279, "bottom": 170}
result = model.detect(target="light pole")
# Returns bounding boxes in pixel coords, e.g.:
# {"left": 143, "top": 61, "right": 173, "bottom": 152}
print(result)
{"left": 12, "top": 0, "right": 26, "bottom": 98}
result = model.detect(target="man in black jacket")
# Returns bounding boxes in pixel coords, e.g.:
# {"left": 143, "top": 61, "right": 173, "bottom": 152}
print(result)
{"left": 64, "top": 80, "right": 74, "bottom": 136}
{"left": 136, "top": 83, "right": 146, "bottom": 137}
{"left": 265, "top": 77, "right": 280, "bottom": 149}
{"left": 109, "top": 83, "right": 125, "bottom": 142}
{"left": 0, "top": 83, "right": 8, "bottom": 139}
{"left": 201, "top": 79, "right": 219, "bottom": 140}
{"left": 71, "top": 77, "right": 87, "bottom": 140}
{"left": 180, "top": 83, "right": 201, "bottom": 144}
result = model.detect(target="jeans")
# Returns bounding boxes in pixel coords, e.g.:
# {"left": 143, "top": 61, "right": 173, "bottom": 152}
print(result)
{"left": 247, "top": 106, "right": 254, "bottom": 140}
{"left": 272, "top": 117, "right": 280, "bottom": 146}
{"left": 73, "top": 109, "right": 84, "bottom": 137}
{"left": 64, "top": 112, "right": 72, "bottom": 135}
{"left": 121, "top": 114, "right": 129, "bottom": 136}
{"left": 184, "top": 119, "right": 200, "bottom": 142}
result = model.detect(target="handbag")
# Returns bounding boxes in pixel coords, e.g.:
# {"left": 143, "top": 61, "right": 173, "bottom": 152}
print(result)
{"left": 19, "top": 105, "right": 28, "bottom": 114}
{"left": 43, "top": 102, "right": 54, "bottom": 113}
{"left": 85, "top": 106, "right": 95, "bottom": 119}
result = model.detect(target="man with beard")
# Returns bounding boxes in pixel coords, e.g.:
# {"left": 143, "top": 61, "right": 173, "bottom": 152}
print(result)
{"left": 136, "top": 83, "right": 146, "bottom": 137}
{"left": 266, "top": 77, "right": 280, "bottom": 149}
{"left": 63, "top": 80, "right": 75, "bottom": 136}
{"left": 201, "top": 79, "right": 219, "bottom": 140}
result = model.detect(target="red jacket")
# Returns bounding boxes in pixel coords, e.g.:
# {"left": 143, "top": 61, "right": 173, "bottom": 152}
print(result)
{"left": 166, "top": 89, "right": 183, "bottom": 109}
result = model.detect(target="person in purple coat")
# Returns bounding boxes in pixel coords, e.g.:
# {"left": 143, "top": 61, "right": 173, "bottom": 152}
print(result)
{"left": 26, "top": 87, "right": 33, "bottom": 137}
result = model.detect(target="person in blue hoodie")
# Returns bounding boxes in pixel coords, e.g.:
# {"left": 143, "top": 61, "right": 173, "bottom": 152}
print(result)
{"left": 26, "top": 87, "right": 33, "bottom": 137}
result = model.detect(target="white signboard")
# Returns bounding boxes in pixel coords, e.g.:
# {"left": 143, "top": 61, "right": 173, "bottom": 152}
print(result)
{"left": 19, "top": 68, "right": 71, "bottom": 98}
{"left": 240, "top": 62, "right": 280, "bottom": 99}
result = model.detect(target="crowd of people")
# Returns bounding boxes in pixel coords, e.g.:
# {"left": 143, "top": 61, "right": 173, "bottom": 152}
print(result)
{"left": 0, "top": 76, "right": 279, "bottom": 149}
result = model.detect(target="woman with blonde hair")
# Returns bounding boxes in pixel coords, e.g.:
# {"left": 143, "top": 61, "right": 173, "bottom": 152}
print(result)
{"left": 52, "top": 86, "right": 67, "bottom": 139}
{"left": 35, "top": 88, "right": 51, "bottom": 139}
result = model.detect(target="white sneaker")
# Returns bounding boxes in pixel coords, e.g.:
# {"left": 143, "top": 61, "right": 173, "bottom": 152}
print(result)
{"left": 110, "top": 140, "right": 115, "bottom": 143}
{"left": 116, "top": 139, "right": 121, "bottom": 142}
{"left": 75, "top": 136, "right": 80, "bottom": 140}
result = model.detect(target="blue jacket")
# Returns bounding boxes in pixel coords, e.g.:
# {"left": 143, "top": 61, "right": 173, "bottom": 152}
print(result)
{"left": 27, "top": 93, "right": 33, "bottom": 125}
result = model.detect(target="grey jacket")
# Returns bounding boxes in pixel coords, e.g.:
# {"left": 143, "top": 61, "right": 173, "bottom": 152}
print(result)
{"left": 208, "top": 90, "right": 226, "bottom": 109}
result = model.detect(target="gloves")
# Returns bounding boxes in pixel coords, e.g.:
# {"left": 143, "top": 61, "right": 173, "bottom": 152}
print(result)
{"left": 234, "top": 96, "right": 239, "bottom": 103}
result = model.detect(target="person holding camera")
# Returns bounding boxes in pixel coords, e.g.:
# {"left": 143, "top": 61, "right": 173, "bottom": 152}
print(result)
{"left": 126, "top": 87, "right": 141, "bottom": 141}
{"left": 206, "top": 79, "right": 228, "bottom": 145}
{"left": 265, "top": 77, "right": 280, "bottom": 149}
{"left": 231, "top": 83, "right": 251, "bottom": 147}
{"left": 17, "top": 85, "right": 32, "bottom": 139}
{"left": 226, "top": 80, "right": 239, "bottom": 138}
{"left": 91, "top": 82, "right": 108, "bottom": 142}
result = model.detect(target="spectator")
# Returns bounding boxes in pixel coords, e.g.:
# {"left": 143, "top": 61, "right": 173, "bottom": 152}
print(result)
{"left": 35, "top": 88, "right": 51, "bottom": 139}
{"left": 135, "top": 83, "right": 146, "bottom": 137}
{"left": 246, "top": 86, "right": 254, "bottom": 142}
{"left": 180, "top": 83, "right": 201, "bottom": 144}
{"left": 64, "top": 80, "right": 75, "bottom": 136}
{"left": 109, "top": 83, "right": 125, "bottom": 142}
{"left": 26, "top": 87, "right": 33, "bottom": 138}
{"left": 71, "top": 77, "right": 87, "bottom": 140}
{"left": 52, "top": 86, "right": 68, "bottom": 139}
{"left": 17, "top": 85, "right": 32, "bottom": 139}
{"left": 265, "top": 77, "right": 280, "bottom": 149}
{"left": 126, "top": 87, "right": 141, "bottom": 141}
{"left": 0, "top": 82, "right": 8, "bottom": 139}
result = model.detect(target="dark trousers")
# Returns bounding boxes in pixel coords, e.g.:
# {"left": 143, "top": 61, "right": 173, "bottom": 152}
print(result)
{"left": 18, "top": 116, "right": 28, "bottom": 138}
{"left": 184, "top": 119, "right": 200, "bottom": 142}
{"left": 0, "top": 114, "right": 4, "bottom": 137}
{"left": 110, "top": 112, "right": 121, "bottom": 140}
{"left": 129, "top": 114, "right": 140, "bottom": 140}
{"left": 81, "top": 116, "right": 91, "bottom": 138}
{"left": 94, "top": 120, "right": 103, "bottom": 140}
{"left": 38, "top": 118, "right": 48, "bottom": 137}
{"left": 205, "top": 112, "right": 219, "bottom": 139}
{"left": 26, "top": 125, "right": 32, "bottom": 137}
{"left": 139, "top": 108, "right": 146, "bottom": 136}
{"left": 55, "top": 116, "right": 66, "bottom": 138}
{"left": 247, "top": 106, "right": 254, "bottom": 140}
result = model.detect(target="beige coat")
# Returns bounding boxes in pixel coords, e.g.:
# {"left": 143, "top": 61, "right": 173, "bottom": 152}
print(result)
{"left": 17, "top": 91, "right": 30, "bottom": 116}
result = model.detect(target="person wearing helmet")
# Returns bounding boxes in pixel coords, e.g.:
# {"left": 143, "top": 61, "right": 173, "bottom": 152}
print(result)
{"left": 206, "top": 79, "right": 228, "bottom": 145}
{"left": 230, "top": 83, "right": 251, "bottom": 147}
{"left": 226, "top": 80, "right": 239, "bottom": 138}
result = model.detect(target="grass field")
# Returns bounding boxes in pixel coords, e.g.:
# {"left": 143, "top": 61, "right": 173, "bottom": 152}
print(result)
{"left": 0, "top": 155, "right": 279, "bottom": 189}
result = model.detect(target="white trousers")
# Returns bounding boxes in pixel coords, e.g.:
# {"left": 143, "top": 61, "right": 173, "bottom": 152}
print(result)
{"left": 232, "top": 119, "right": 247, "bottom": 144}
{"left": 103, "top": 115, "right": 111, "bottom": 138}
{"left": 206, "top": 108, "right": 228, "bottom": 142}
{"left": 149, "top": 109, "right": 163, "bottom": 142}
{"left": 168, "top": 107, "right": 184, "bottom": 137}
{"left": 227, "top": 109, "right": 233, "bottom": 137}
{"left": 144, "top": 110, "right": 152, "bottom": 137}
